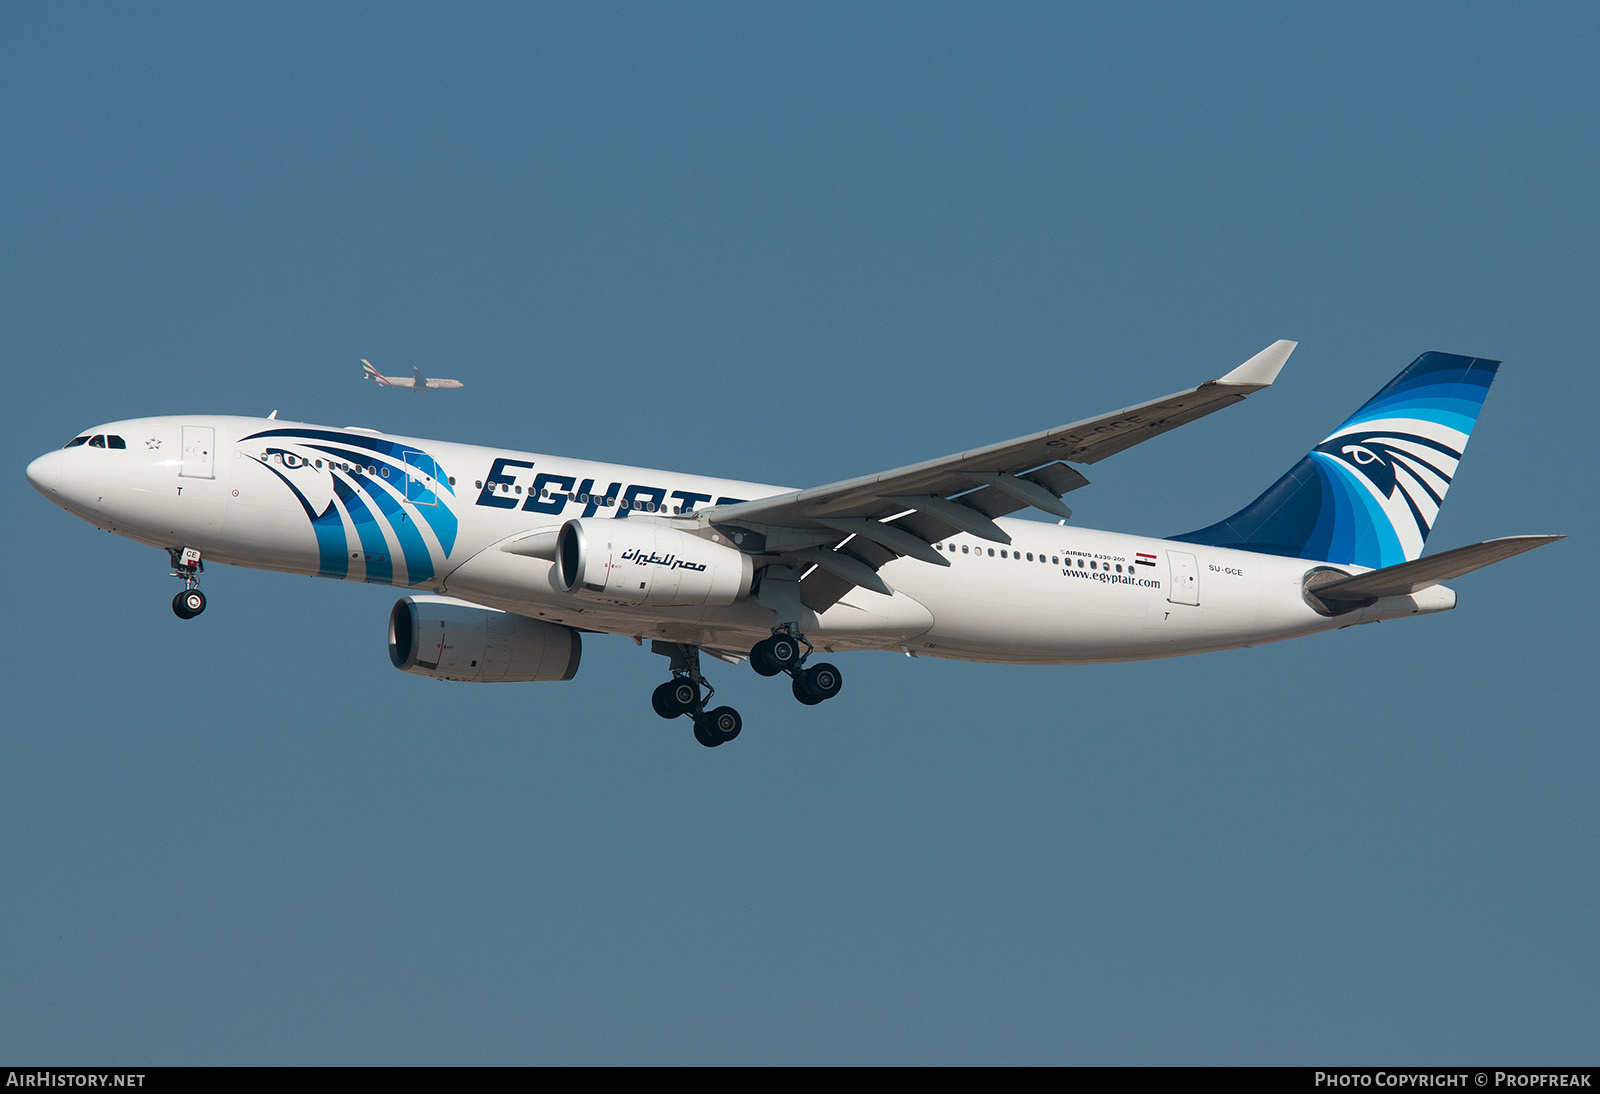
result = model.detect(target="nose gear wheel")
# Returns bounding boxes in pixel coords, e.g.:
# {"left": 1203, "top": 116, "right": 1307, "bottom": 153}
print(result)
{"left": 167, "top": 547, "right": 206, "bottom": 619}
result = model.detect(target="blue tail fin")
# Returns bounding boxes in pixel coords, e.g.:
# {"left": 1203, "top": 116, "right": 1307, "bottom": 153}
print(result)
{"left": 1170, "top": 352, "right": 1500, "bottom": 569}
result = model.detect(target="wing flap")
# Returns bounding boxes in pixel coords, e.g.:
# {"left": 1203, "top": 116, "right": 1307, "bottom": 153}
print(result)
{"left": 799, "top": 566, "right": 855, "bottom": 613}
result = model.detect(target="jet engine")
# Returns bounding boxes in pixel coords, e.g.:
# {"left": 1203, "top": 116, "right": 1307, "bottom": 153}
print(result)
{"left": 555, "top": 518, "right": 754, "bottom": 607}
{"left": 388, "top": 595, "right": 581, "bottom": 682}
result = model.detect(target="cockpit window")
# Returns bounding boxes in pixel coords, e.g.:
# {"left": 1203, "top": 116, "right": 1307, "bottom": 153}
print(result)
{"left": 65, "top": 436, "right": 89, "bottom": 448}
{"left": 89, "top": 435, "right": 106, "bottom": 448}
{"left": 107, "top": 435, "right": 126, "bottom": 449}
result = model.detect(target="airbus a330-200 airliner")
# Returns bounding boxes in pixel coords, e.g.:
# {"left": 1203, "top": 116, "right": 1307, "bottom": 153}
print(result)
{"left": 26, "top": 342, "right": 1560, "bottom": 747}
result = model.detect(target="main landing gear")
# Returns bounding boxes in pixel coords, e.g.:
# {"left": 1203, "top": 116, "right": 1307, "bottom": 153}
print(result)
{"left": 750, "top": 631, "right": 843, "bottom": 707}
{"left": 648, "top": 631, "right": 843, "bottom": 749}
{"left": 650, "top": 642, "right": 743, "bottom": 748}
{"left": 168, "top": 547, "right": 207, "bottom": 620}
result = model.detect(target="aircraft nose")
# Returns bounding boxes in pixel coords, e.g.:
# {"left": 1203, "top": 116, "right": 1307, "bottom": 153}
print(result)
{"left": 25, "top": 450, "right": 64, "bottom": 496}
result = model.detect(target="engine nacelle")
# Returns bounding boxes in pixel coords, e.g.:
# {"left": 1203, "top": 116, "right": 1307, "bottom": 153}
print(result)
{"left": 388, "top": 595, "right": 581, "bottom": 682}
{"left": 555, "top": 518, "right": 754, "bottom": 607}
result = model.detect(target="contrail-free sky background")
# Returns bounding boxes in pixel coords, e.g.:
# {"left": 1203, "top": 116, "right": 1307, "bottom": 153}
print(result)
{"left": 4, "top": 3, "right": 1593, "bottom": 1064}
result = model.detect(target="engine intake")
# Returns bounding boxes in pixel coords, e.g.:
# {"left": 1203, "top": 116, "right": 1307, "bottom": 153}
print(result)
{"left": 555, "top": 518, "right": 753, "bottom": 607}
{"left": 388, "top": 595, "right": 581, "bottom": 682}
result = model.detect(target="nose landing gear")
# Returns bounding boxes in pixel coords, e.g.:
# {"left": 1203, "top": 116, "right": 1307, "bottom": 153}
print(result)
{"left": 172, "top": 587, "right": 207, "bottom": 620}
{"left": 168, "top": 547, "right": 206, "bottom": 619}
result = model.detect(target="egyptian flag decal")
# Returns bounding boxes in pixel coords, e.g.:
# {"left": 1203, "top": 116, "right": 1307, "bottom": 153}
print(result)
{"left": 1135, "top": 552, "right": 1157, "bottom": 567}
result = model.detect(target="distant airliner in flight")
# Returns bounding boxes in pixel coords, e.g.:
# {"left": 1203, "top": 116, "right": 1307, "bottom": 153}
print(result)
{"left": 26, "top": 342, "right": 1559, "bottom": 747}
{"left": 362, "top": 359, "right": 464, "bottom": 391}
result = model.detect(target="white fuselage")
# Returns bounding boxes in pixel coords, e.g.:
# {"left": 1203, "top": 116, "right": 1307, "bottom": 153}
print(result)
{"left": 25, "top": 414, "right": 1455, "bottom": 665}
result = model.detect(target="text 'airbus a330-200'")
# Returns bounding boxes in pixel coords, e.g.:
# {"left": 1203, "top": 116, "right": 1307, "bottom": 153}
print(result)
{"left": 26, "top": 342, "right": 1561, "bottom": 747}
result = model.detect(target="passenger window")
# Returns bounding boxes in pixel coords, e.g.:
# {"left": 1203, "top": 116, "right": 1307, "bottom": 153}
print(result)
{"left": 961, "top": 545, "right": 969, "bottom": 554}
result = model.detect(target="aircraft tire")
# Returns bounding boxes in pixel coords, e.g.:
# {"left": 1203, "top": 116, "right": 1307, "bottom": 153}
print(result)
{"left": 173, "top": 589, "right": 206, "bottom": 619}
{"left": 653, "top": 679, "right": 699, "bottom": 719}
{"left": 767, "top": 635, "right": 800, "bottom": 669}
{"left": 792, "top": 676, "right": 825, "bottom": 706}
{"left": 752, "top": 635, "right": 799, "bottom": 675}
{"left": 798, "top": 662, "right": 842, "bottom": 703}
{"left": 750, "top": 642, "right": 782, "bottom": 677}
{"left": 696, "top": 706, "right": 742, "bottom": 745}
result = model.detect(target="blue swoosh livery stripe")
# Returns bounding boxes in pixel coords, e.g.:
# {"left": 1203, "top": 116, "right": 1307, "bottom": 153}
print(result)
{"left": 333, "top": 478, "right": 393, "bottom": 585}
{"left": 251, "top": 457, "right": 350, "bottom": 578}
{"left": 349, "top": 472, "right": 434, "bottom": 585}
{"left": 1172, "top": 352, "right": 1499, "bottom": 569}
{"left": 244, "top": 427, "right": 460, "bottom": 586}
{"left": 302, "top": 443, "right": 459, "bottom": 555}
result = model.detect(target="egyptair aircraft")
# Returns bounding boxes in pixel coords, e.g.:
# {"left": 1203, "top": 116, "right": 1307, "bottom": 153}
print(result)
{"left": 361, "top": 359, "right": 464, "bottom": 391}
{"left": 26, "top": 342, "right": 1560, "bottom": 747}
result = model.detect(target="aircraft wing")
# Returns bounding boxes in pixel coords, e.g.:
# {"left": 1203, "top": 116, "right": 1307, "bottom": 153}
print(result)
{"left": 412, "top": 365, "right": 464, "bottom": 390}
{"left": 702, "top": 340, "right": 1296, "bottom": 611}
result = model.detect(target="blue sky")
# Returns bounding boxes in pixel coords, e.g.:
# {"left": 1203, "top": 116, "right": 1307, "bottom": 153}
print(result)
{"left": 3, "top": 3, "right": 1594, "bottom": 1064}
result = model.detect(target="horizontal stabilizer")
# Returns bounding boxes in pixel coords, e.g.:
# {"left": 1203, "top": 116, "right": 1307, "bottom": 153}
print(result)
{"left": 1309, "top": 535, "right": 1564, "bottom": 605}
